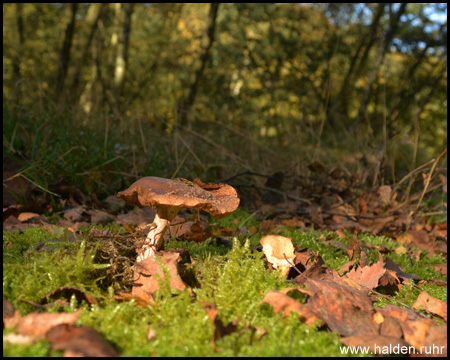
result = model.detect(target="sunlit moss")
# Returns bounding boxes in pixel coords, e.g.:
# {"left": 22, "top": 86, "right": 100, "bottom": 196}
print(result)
{"left": 3, "top": 214, "right": 446, "bottom": 356}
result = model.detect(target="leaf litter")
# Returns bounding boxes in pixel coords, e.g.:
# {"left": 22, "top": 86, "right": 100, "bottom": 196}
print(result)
{"left": 3, "top": 163, "right": 447, "bottom": 356}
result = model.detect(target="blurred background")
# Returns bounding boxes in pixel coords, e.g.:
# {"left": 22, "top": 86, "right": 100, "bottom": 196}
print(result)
{"left": 3, "top": 3, "right": 447, "bottom": 203}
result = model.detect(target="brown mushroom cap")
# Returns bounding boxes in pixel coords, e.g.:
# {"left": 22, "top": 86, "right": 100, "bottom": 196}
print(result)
{"left": 117, "top": 177, "right": 240, "bottom": 218}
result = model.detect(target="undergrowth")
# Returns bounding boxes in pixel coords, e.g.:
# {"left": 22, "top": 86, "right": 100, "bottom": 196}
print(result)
{"left": 3, "top": 211, "right": 447, "bottom": 356}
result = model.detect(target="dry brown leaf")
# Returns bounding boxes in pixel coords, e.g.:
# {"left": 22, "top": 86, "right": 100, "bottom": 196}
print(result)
{"left": 17, "top": 212, "right": 42, "bottom": 222}
{"left": 41, "top": 286, "right": 98, "bottom": 306}
{"left": 424, "top": 325, "right": 447, "bottom": 356}
{"left": 345, "top": 254, "right": 385, "bottom": 290}
{"left": 4, "top": 310, "right": 82, "bottom": 338}
{"left": 279, "top": 217, "right": 306, "bottom": 229}
{"left": 413, "top": 291, "right": 447, "bottom": 321}
{"left": 259, "top": 219, "right": 279, "bottom": 233}
{"left": 378, "top": 304, "right": 436, "bottom": 350}
{"left": 261, "top": 290, "right": 322, "bottom": 326}
{"left": 293, "top": 248, "right": 315, "bottom": 271}
{"left": 87, "top": 209, "right": 116, "bottom": 225}
{"left": 384, "top": 257, "right": 420, "bottom": 282}
{"left": 338, "top": 259, "right": 357, "bottom": 276}
{"left": 46, "top": 324, "right": 119, "bottom": 357}
{"left": 379, "top": 314, "right": 403, "bottom": 338}
{"left": 303, "top": 279, "right": 378, "bottom": 337}
{"left": 431, "top": 264, "right": 447, "bottom": 277}
{"left": 378, "top": 270, "right": 401, "bottom": 295}
{"left": 294, "top": 264, "right": 338, "bottom": 285}
{"left": 132, "top": 250, "right": 189, "bottom": 301}
{"left": 184, "top": 220, "right": 213, "bottom": 242}
{"left": 114, "top": 292, "right": 154, "bottom": 307}
{"left": 116, "top": 207, "right": 157, "bottom": 227}
{"left": 201, "top": 302, "right": 239, "bottom": 350}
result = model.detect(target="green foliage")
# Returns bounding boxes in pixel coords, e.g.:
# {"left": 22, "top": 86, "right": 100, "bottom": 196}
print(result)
{"left": 2, "top": 4, "right": 447, "bottom": 196}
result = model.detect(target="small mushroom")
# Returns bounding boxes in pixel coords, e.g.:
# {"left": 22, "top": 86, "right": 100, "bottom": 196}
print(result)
{"left": 117, "top": 177, "right": 239, "bottom": 261}
{"left": 260, "top": 235, "right": 295, "bottom": 276}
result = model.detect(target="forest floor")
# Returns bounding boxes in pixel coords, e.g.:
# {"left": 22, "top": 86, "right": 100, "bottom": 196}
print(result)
{"left": 3, "top": 151, "right": 447, "bottom": 357}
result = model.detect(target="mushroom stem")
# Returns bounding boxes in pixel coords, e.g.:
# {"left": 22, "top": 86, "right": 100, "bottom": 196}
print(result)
{"left": 137, "top": 206, "right": 180, "bottom": 262}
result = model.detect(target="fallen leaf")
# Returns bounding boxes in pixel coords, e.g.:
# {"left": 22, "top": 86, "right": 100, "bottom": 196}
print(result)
{"left": 373, "top": 312, "right": 384, "bottom": 325}
{"left": 347, "top": 235, "right": 362, "bottom": 260}
{"left": 294, "top": 264, "right": 338, "bottom": 285}
{"left": 17, "top": 212, "right": 42, "bottom": 222}
{"left": 3, "top": 215, "right": 38, "bottom": 232}
{"left": 303, "top": 279, "right": 378, "bottom": 337}
{"left": 3, "top": 333, "right": 35, "bottom": 345}
{"left": 424, "top": 325, "right": 447, "bottom": 356}
{"left": 394, "top": 246, "right": 407, "bottom": 255}
{"left": 132, "top": 250, "right": 189, "bottom": 301}
{"left": 259, "top": 219, "right": 278, "bottom": 233}
{"left": 378, "top": 304, "right": 436, "bottom": 350}
{"left": 116, "top": 207, "right": 157, "bottom": 227}
{"left": 431, "top": 264, "right": 447, "bottom": 277}
{"left": 345, "top": 253, "right": 385, "bottom": 290}
{"left": 181, "top": 220, "right": 213, "bottom": 242}
{"left": 42, "top": 286, "right": 98, "bottom": 306}
{"left": 384, "top": 257, "right": 420, "bottom": 282}
{"left": 378, "top": 314, "right": 403, "bottom": 338}
{"left": 260, "top": 290, "right": 322, "bottom": 326}
{"left": 413, "top": 291, "right": 447, "bottom": 321}
{"left": 377, "top": 270, "right": 401, "bottom": 295}
{"left": 113, "top": 292, "right": 154, "bottom": 307}
{"left": 87, "top": 209, "right": 116, "bottom": 224}
{"left": 4, "top": 310, "right": 82, "bottom": 338}
{"left": 46, "top": 324, "right": 119, "bottom": 357}
{"left": 337, "top": 259, "right": 357, "bottom": 276}
{"left": 201, "top": 302, "right": 239, "bottom": 350}
{"left": 280, "top": 217, "right": 306, "bottom": 229}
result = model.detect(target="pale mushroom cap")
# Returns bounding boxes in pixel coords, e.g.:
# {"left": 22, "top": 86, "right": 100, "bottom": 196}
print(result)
{"left": 117, "top": 176, "right": 240, "bottom": 218}
{"left": 260, "top": 235, "right": 295, "bottom": 270}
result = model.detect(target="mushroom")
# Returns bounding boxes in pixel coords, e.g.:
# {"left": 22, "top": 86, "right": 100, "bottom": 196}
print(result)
{"left": 260, "top": 235, "right": 295, "bottom": 276}
{"left": 117, "top": 177, "right": 240, "bottom": 261}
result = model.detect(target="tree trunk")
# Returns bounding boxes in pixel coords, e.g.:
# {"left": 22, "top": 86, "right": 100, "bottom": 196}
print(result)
{"left": 178, "top": 3, "right": 220, "bottom": 127}
{"left": 55, "top": 3, "right": 78, "bottom": 100}
{"left": 357, "top": 3, "right": 407, "bottom": 120}
{"left": 12, "top": 3, "right": 24, "bottom": 102}
{"left": 114, "top": 3, "right": 134, "bottom": 113}
{"left": 71, "top": 3, "right": 104, "bottom": 100}
{"left": 327, "top": 3, "right": 385, "bottom": 123}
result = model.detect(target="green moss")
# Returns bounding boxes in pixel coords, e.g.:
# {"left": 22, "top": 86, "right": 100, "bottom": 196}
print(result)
{"left": 374, "top": 280, "right": 447, "bottom": 310}
{"left": 3, "top": 228, "right": 109, "bottom": 314}
{"left": 3, "top": 214, "right": 446, "bottom": 357}
{"left": 3, "top": 337, "right": 61, "bottom": 357}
